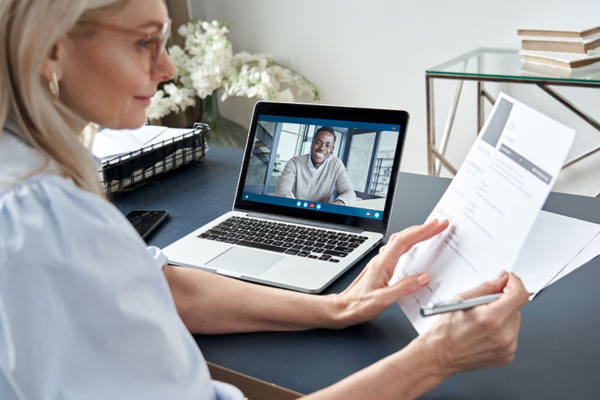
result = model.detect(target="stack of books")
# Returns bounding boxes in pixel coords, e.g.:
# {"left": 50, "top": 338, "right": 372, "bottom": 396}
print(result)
{"left": 518, "top": 26, "right": 600, "bottom": 70}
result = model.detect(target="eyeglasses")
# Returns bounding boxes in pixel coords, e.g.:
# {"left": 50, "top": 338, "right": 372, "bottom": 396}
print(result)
{"left": 84, "top": 19, "right": 172, "bottom": 73}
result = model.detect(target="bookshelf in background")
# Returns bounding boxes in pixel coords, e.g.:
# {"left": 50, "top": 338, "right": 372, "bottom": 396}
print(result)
{"left": 369, "top": 150, "right": 394, "bottom": 197}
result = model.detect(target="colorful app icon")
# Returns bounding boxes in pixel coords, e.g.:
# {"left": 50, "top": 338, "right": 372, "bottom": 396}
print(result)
{"left": 375, "top": 212, "right": 380, "bottom": 218}
{"left": 316, "top": 204, "right": 322, "bottom": 210}
{"left": 297, "top": 201, "right": 302, "bottom": 207}
{"left": 303, "top": 202, "right": 308, "bottom": 208}
{"left": 310, "top": 203, "right": 315, "bottom": 209}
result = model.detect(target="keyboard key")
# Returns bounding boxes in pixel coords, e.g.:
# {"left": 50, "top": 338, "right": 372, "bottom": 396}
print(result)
{"left": 237, "top": 240, "right": 287, "bottom": 253}
{"left": 333, "top": 246, "right": 352, "bottom": 253}
{"left": 323, "top": 250, "right": 348, "bottom": 258}
{"left": 204, "top": 216, "right": 364, "bottom": 260}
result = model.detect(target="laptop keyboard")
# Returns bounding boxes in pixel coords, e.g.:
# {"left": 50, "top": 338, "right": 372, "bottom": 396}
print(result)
{"left": 198, "top": 216, "right": 369, "bottom": 263}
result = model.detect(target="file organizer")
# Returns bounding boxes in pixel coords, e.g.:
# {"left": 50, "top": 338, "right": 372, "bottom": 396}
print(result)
{"left": 100, "top": 123, "right": 208, "bottom": 196}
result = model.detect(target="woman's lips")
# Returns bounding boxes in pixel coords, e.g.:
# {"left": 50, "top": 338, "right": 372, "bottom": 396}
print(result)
{"left": 134, "top": 96, "right": 152, "bottom": 106}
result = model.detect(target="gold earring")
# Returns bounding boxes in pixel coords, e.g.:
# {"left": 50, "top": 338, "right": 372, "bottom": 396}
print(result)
{"left": 49, "top": 71, "right": 60, "bottom": 98}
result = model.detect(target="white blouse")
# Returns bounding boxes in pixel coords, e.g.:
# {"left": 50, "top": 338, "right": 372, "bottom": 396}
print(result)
{"left": 0, "top": 130, "right": 243, "bottom": 400}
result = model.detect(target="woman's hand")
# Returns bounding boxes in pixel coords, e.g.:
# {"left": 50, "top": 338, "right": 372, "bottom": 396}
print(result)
{"left": 417, "top": 272, "right": 529, "bottom": 378}
{"left": 303, "top": 273, "right": 529, "bottom": 400}
{"left": 330, "top": 219, "right": 449, "bottom": 328}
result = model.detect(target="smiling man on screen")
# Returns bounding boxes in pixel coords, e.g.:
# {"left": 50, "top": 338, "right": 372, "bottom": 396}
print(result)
{"left": 275, "top": 126, "right": 356, "bottom": 206}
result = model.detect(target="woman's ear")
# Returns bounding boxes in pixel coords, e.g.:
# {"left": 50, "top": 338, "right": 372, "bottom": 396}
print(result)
{"left": 41, "top": 40, "right": 66, "bottom": 83}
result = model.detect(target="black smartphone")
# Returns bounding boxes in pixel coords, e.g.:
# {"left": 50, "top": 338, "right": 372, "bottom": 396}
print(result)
{"left": 126, "top": 210, "right": 169, "bottom": 240}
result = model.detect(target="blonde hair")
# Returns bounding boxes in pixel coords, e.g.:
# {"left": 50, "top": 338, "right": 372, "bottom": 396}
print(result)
{"left": 0, "top": 0, "right": 130, "bottom": 197}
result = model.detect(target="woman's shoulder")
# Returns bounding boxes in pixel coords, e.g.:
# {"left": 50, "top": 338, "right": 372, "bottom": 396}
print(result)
{"left": 0, "top": 172, "right": 146, "bottom": 269}
{"left": 0, "top": 130, "right": 51, "bottom": 191}
{"left": 1, "top": 171, "right": 110, "bottom": 222}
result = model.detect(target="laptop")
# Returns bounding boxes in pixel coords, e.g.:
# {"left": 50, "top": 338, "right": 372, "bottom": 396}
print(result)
{"left": 163, "top": 101, "right": 409, "bottom": 293}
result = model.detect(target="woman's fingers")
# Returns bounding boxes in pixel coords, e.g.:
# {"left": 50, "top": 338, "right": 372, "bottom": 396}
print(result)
{"left": 384, "top": 272, "right": 431, "bottom": 301}
{"left": 381, "top": 219, "right": 449, "bottom": 264}
{"left": 457, "top": 271, "right": 509, "bottom": 300}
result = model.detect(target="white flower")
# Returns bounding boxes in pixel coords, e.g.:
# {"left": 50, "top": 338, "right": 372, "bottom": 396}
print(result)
{"left": 168, "top": 45, "right": 185, "bottom": 60}
{"left": 178, "top": 22, "right": 195, "bottom": 37}
{"left": 276, "top": 88, "right": 295, "bottom": 102}
{"left": 146, "top": 19, "right": 319, "bottom": 121}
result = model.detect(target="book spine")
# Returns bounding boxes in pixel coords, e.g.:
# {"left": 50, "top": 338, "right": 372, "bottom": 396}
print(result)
{"left": 522, "top": 55, "right": 569, "bottom": 69}
{"left": 522, "top": 40, "right": 587, "bottom": 54}
{"left": 517, "top": 27, "right": 600, "bottom": 38}
{"left": 522, "top": 54, "right": 600, "bottom": 69}
{"left": 586, "top": 38, "right": 600, "bottom": 52}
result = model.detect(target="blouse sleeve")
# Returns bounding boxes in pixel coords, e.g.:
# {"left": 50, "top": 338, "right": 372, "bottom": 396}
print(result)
{"left": 0, "top": 175, "right": 242, "bottom": 400}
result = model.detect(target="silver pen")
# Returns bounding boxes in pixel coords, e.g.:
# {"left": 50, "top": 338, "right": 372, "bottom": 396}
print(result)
{"left": 420, "top": 293, "right": 503, "bottom": 317}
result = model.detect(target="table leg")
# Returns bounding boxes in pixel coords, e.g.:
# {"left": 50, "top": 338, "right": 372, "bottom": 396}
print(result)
{"left": 426, "top": 76, "right": 435, "bottom": 175}
{"left": 537, "top": 84, "right": 600, "bottom": 169}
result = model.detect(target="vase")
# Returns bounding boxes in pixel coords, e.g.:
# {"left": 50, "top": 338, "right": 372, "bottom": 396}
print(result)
{"left": 200, "top": 93, "right": 248, "bottom": 149}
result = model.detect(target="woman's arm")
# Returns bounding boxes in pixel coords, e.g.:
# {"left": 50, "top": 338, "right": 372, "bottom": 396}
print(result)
{"left": 163, "top": 219, "right": 448, "bottom": 334}
{"left": 302, "top": 273, "right": 529, "bottom": 400}
{"left": 164, "top": 218, "right": 529, "bottom": 399}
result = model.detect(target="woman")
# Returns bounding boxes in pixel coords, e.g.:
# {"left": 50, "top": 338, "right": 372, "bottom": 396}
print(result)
{"left": 0, "top": 0, "right": 529, "bottom": 399}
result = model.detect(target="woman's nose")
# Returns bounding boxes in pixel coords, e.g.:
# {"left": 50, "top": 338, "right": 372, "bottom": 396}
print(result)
{"left": 153, "top": 50, "right": 176, "bottom": 82}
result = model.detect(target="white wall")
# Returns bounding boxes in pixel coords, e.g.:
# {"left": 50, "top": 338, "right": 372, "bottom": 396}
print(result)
{"left": 188, "top": 0, "right": 600, "bottom": 196}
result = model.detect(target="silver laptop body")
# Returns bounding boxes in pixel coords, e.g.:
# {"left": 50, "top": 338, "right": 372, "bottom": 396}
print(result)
{"left": 163, "top": 102, "right": 409, "bottom": 293}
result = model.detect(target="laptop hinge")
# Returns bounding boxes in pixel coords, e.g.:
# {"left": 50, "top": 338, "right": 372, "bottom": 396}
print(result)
{"left": 245, "top": 212, "right": 365, "bottom": 234}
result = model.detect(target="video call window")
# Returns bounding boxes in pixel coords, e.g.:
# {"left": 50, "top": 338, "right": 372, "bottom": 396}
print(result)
{"left": 244, "top": 119, "right": 399, "bottom": 212}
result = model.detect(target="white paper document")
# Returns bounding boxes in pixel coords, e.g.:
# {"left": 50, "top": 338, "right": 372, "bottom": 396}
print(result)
{"left": 92, "top": 125, "right": 168, "bottom": 160}
{"left": 512, "top": 210, "right": 600, "bottom": 298}
{"left": 390, "top": 93, "right": 575, "bottom": 334}
{"left": 546, "top": 232, "right": 600, "bottom": 287}
{"left": 92, "top": 126, "right": 195, "bottom": 163}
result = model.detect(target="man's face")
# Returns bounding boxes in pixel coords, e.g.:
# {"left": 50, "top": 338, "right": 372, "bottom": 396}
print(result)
{"left": 311, "top": 131, "right": 335, "bottom": 168}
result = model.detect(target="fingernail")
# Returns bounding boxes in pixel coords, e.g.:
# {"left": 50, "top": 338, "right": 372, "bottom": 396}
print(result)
{"left": 417, "top": 273, "right": 430, "bottom": 285}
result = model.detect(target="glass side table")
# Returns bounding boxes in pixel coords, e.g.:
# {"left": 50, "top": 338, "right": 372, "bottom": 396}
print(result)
{"left": 426, "top": 48, "right": 600, "bottom": 196}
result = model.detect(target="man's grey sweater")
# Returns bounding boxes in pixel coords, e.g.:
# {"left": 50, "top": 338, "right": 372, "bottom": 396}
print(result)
{"left": 274, "top": 154, "right": 356, "bottom": 205}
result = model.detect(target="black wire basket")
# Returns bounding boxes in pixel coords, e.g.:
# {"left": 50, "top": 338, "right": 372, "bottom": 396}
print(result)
{"left": 100, "top": 122, "right": 208, "bottom": 196}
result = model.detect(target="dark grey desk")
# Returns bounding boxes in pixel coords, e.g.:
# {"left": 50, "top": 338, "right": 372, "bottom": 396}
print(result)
{"left": 113, "top": 146, "right": 600, "bottom": 399}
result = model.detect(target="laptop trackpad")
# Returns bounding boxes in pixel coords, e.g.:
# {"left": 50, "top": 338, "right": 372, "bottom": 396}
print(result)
{"left": 206, "top": 247, "right": 283, "bottom": 276}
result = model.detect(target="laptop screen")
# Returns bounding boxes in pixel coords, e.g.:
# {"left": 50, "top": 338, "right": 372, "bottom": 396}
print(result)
{"left": 234, "top": 102, "right": 409, "bottom": 234}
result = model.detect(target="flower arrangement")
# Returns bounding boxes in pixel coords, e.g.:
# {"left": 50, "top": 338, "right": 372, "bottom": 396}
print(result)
{"left": 146, "top": 20, "right": 320, "bottom": 121}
